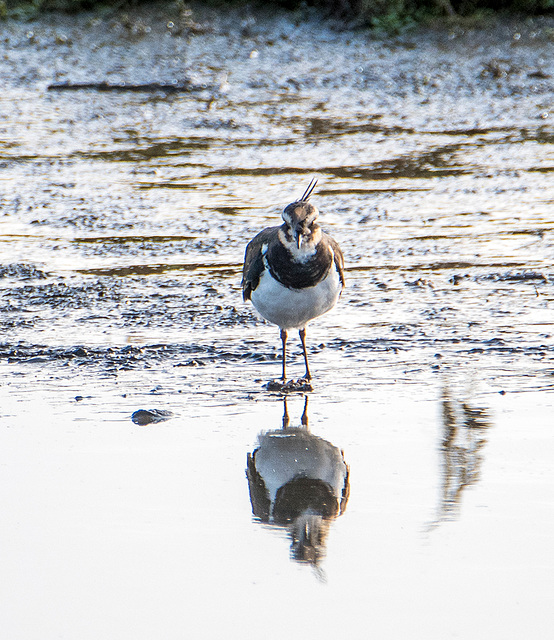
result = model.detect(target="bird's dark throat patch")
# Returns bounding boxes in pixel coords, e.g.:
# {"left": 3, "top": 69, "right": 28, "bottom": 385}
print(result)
{"left": 267, "top": 240, "right": 331, "bottom": 290}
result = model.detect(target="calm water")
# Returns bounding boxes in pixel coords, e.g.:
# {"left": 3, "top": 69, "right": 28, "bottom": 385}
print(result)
{"left": 1, "top": 8, "right": 553, "bottom": 639}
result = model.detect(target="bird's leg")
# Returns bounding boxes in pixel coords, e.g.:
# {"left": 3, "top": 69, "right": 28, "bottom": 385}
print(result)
{"left": 282, "top": 398, "right": 290, "bottom": 428}
{"left": 299, "top": 327, "right": 311, "bottom": 381}
{"left": 280, "top": 328, "right": 288, "bottom": 381}
{"left": 301, "top": 395, "right": 309, "bottom": 428}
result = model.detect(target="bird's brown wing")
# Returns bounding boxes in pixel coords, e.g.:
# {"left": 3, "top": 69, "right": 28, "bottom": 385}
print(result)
{"left": 242, "top": 226, "right": 279, "bottom": 301}
{"left": 246, "top": 451, "right": 271, "bottom": 522}
{"left": 340, "top": 463, "right": 350, "bottom": 515}
{"left": 326, "top": 234, "right": 345, "bottom": 289}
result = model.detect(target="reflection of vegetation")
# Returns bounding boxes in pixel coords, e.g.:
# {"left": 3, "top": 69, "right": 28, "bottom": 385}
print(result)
{"left": 428, "top": 388, "right": 492, "bottom": 530}
{"left": 1, "top": 0, "right": 553, "bottom": 25}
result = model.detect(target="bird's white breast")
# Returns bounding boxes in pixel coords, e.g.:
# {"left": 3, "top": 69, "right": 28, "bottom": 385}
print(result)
{"left": 254, "top": 428, "right": 348, "bottom": 504}
{"left": 251, "top": 261, "right": 342, "bottom": 330}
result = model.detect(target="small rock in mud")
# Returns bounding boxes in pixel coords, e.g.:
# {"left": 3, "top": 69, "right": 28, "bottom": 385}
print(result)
{"left": 175, "top": 359, "right": 207, "bottom": 367}
{"left": 405, "top": 278, "right": 434, "bottom": 288}
{"left": 131, "top": 408, "right": 174, "bottom": 425}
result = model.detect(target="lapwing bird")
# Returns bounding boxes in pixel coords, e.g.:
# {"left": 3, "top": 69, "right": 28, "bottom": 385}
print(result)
{"left": 246, "top": 397, "right": 350, "bottom": 566}
{"left": 242, "top": 179, "right": 344, "bottom": 388}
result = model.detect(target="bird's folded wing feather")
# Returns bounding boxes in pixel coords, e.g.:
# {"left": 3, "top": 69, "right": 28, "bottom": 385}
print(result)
{"left": 327, "top": 234, "right": 345, "bottom": 288}
{"left": 242, "top": 226, "right": 278, "bottom": 301}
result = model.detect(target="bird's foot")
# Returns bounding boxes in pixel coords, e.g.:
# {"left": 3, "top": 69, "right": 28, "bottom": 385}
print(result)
{"left": 265, "top": 378, "right": 313, "bottom": 393}
{"left": 293, "top": 377, "right": 313, "bottom": 392}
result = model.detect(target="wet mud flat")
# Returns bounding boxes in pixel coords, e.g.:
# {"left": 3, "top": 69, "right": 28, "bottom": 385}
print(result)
{"left": 1, "top": 6, "right": 554, "bottom": 640}
{"left": 0, "top": 5, "right": 553, "bottom": 396}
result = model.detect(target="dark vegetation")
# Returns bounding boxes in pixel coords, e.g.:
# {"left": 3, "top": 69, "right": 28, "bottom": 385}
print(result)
{"left": 0, "top": 0, "right": 553, "bottom": 27}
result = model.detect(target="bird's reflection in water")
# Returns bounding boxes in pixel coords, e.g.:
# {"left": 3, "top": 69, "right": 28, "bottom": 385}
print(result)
{"left": 428, "top": 387, "right": 492, "bottom": 530}
{"left": 246, "top": 397, "right": 349, "bottom": 570}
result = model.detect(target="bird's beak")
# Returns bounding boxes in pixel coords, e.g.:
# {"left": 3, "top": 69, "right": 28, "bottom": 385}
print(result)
{"left": 294, "top": 227, "right": 303, "bottom": 249}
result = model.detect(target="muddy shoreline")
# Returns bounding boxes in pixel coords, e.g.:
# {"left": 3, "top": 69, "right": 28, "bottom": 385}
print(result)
{"left": 0, "top": 4, "right": 553, "bottom": 395}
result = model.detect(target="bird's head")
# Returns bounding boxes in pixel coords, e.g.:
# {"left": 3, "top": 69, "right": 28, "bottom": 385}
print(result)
{"left": 289, "top": 512, "right": 329, "bottom": 566}
{"left": 281, "top": 178, "right": 320, "bottom": 250}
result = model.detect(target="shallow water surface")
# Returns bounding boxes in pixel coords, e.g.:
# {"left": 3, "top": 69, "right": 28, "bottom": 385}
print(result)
{"left": 1, "top": 8, "right": 554, "bottom": 639}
